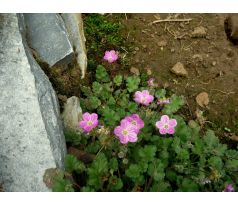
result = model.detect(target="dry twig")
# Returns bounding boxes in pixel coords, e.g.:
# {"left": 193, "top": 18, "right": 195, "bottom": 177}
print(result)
{"left": 152, "top": 18, "right": 192, "bottom": 24}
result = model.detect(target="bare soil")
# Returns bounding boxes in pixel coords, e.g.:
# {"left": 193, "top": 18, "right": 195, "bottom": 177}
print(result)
{"left": 121, "top": 14, "right": 238, "bottom": 139}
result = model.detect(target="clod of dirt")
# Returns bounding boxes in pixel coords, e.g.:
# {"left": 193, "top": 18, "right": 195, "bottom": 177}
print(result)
{"left": 170, "top": 62, "right": 188, "bottom": 77}
{"left": 146, "top": 67, "right": 152, "bottom": 75}
{"left": 192, "top": 54, "right": 203, "bottom": 62}
{"left": 191, "top": 26, "right": 207, "bottom": 38}
{"left": 130, "top": 66, "right": 140, "bottom": 75}
{"left": 212, "top": 61, "right": 217, "bottom": 66}
{"left": 224, "top": 14, "right": 238, "bottom": 44}
{"left": 195, "top": 108, "right": 206, "bottom": 126}
{"left": 230, "top": 135, "right": 238, "bottom": 142}
{"left": 196, "top": 92, "right": 209, "bottom": 108}
{"left": 157, "top": 40, "right": 167, "bottom": 47}
{"left": 68, "top": 147, "right": 95, "bottom": 164}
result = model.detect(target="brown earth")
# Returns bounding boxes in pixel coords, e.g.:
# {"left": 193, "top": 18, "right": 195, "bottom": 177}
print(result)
{"left": 121, "top": 14, "right": 238, "bottom": 139}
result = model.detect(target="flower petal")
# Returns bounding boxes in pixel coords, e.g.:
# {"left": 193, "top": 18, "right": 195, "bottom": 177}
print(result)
{"left": 159, "top": 127, "right": 167, "bottom": 135}
{"left": 128, "top": 132, "right": 138, "bottom": 142}
{"left": 142, "top": 90, "right": 149, "bottom": 95}
{"left": 83, "top": 112, "right": 91, "bottom": 121}
{"left": 161, "top": 115, "right": 170, "bottom": 123}
{"left": 155, "top": 121, "right": 164, "bottom": 129}
{"left": 169, "top": 119, "right": 177, "bottom": 127}
{"left": 167, "top": 127, "right": 175, "bottom": 134}
{"left": 79, "top": 121, "right": 87, "bottom": 129}
{"left": 91, "top": 113, "right": 98, "bottom": 121}
{"left": 114, "top": 126, "right": 122, "bottom": 137}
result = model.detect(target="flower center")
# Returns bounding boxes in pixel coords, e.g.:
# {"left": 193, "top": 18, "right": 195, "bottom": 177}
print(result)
{"left": 122, "top": 129, "right": 128, "bottom": 136}
{"left": 87, "top": 121, "right": 93, "bottom": 126}
{"left": 131, "top": 120, "right": 137, "bottom": 126}
{"left": 163, "top": 124, "right": 169, "bottom": 129}
{"left": 141, "top": 97, "right": 146, "bottom": 103}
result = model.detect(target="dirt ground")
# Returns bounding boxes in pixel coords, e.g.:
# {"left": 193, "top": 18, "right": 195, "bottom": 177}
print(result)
{"left": 120, "top": 14, "right": 238, "bottom": 139}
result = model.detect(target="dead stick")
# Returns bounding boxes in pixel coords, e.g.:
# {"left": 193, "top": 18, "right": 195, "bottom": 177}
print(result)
{"left": 152, "top": 18, "right": 192, "bottom": 24}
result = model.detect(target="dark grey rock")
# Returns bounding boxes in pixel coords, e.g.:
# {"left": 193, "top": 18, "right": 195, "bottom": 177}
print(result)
{"left": 0, "top": 13, "right": 66, "bottom": 192}
{"left": 23, "top": 13, "right": 74, "bottom": 67}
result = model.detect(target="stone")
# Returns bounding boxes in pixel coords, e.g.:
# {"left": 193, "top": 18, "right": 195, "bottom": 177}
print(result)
{"left": 224, "top": 14, "right": 238, "bottom": 44}
{"left": 130, "top": 66, "right": 140, "bottom": 76}
{"left": 62, "top": 96, "right": 83, "bottom": 131}
{"left": 157, "top": 40, "right": 167, "bottom": 47}
{"left": 212, "top": 61, "right": 217, "bottom": 66}
{"left": 134, "top": 47, "right": 140, "bottom": 51}
{"left": 170, "top": 62, "right": 188, "bottom": 77}
{"left": 0, "top": 14, "right": 66, "bottom": 191}
{"left": 61, "top": 14, "right": 87, "bottom": 79}
{"left": 196, "top": 92, "right": 209, "bottom": 108}
{"left": 23, "top": 13, "right": 74, "bottom": 67}
{"left": 191, "top": 26, "right": 207, "bottom": 38}
{"left": 192, "top": 54, "right": 203, "bottom": 62}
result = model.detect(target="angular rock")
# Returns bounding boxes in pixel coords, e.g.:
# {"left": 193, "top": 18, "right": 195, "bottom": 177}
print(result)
{"left": 130, "top": 66, "right": 140, "bottom": 76}
{"left": 170, "top": 62, "right": 188, "bottom": 77}
{"left": 224, "top": 14, "right": 238, "bottom": 44}
{"left": 62, "top": 96, "right": 83, "bottom": 131}
{"left": 23, "top": 13, "right": 74, "bottom": 67}
{"left": 0, "top": 14, "right": 66, "bottom": 191}
{"left": 61, "top": 13, "right": 87, "bottom": 79}
{"left": 196, "top": 92, "right": 209, "bottom": 108}
{"left": 191, "top": 26, "right": 207, "bottom": 38}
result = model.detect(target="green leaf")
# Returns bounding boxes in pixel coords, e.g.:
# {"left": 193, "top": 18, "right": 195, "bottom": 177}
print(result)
{"left": 163, "top": 95, "right": 184, "bottom": 115}
{"left": 88, "top": 96, "right": 101, "bottom": 109}
{"left": 148, "top": 160, "right": 165, "bottom": 182}
{"left": 208, "top": 156, "right": 223, "bottom": 170}
{"left": 126, "top": 76, "right": 141, "bottom": 92}
{"left": 126, "top": 164, "right": 141, "bottom": 179}
{"left": 139, "top": 145, "right": 157, "bottom": 162}
{"left": 179, "top": 178, "right": 199, "bottom": 192}
{"left": 92, "top": 81, "right": 103, "bottom": 96}
{"left": 65, "top": 154, "right": 85, "bottom": 174}
{"left": 113, "top": 75, "right": 123, "bottom": 86}
{"left": 64, "top": 129, "right": 82, "bottom": 145}
{"left": 108, "top": 176, "right": 123, "bottom": 191}
{"left": 80, "top": 86, "right": 92, "bottom": 97}
{"left": 96, "top": 65, "right": 110, "bottom": 82}
{"left": 155, "top": 89, "right": 166, "bottom": 99}
{"left": 127, "top": 102, "right": 138, "bottom": 113}
{"left": 102, "top": 106, "right": 120, "bottom": 126}
{"left": 52, "top": 175, "right": 74, "bottom": 192}
{"left": 109, "top": 158, "right": 118, "bottom": 172}
{"left": 87, "top": 153, "right": 108, "bottom": 190}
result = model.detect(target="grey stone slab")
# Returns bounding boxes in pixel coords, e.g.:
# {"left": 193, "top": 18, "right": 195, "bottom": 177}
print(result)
{"left": 23, "top": 13, "right": 74, "bottom": 67}
{"left": 0, "top": 13, "right": 66, "bottom": 192}
{"left": 61, "top": 14, "right": 87, "bottom": 78}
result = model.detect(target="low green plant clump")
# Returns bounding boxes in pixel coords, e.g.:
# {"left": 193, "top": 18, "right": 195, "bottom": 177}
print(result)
{"left": 50, "top": 65, "right": 238, "bottom": 192}
{"left": 84, "top": 14, "right": 125, "bottom": 69}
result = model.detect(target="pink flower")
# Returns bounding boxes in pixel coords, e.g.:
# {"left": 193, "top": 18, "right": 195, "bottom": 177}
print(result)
{"left": 134, "top": 90, "right": 154, "bottom": 106}
{"left": 79, "top": 112, "right": 98, "bottom": 133}
{"left": 147, "top": 78, "right": 156, "bottom": 87}
{"left": 157, "top": 98, "right": 171, "bottom": 105}
{"left": 121, "top": 114, "right": 144, "bottom": 134}
{"left": 223, "top": 184, "right": 235, "bottom": 192}
{"left": 103, "top": 50, "right": 118, "bottom": 63}
{"left": 114, "top": 120, "right": 138, "bottom": 144}
{"left": 155, "top": 115, "right": 177, "bottom": 135}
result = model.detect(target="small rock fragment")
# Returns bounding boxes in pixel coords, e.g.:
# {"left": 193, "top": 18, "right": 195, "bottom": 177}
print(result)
{"left": 135, "top": 47, "right": 140, "bottom": 51}
{"left": 146, "top": 67, "right": 152, "bottom": 75}
{"left": 191, "top": 26, "right": 207, "bottom": 38}
{"left": 157, "top": 40, "right": 167, "bottom": 47}
{"left": 130, "top": 66, "right": 140, "bottom": 75}
{"left": 170, "top": 62, "right": 188, "bottom": 77}
{"left": 196, "top": 92, "right": 209, "bottom": 108}
{"left": 212, "top": 61, "right": 217, "bottom": 66}
{"left": 192, "top": 54, "right": 203, "bottom": 62}
{"left": 62, "top": 96, "right": 82, "bottom": 131}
